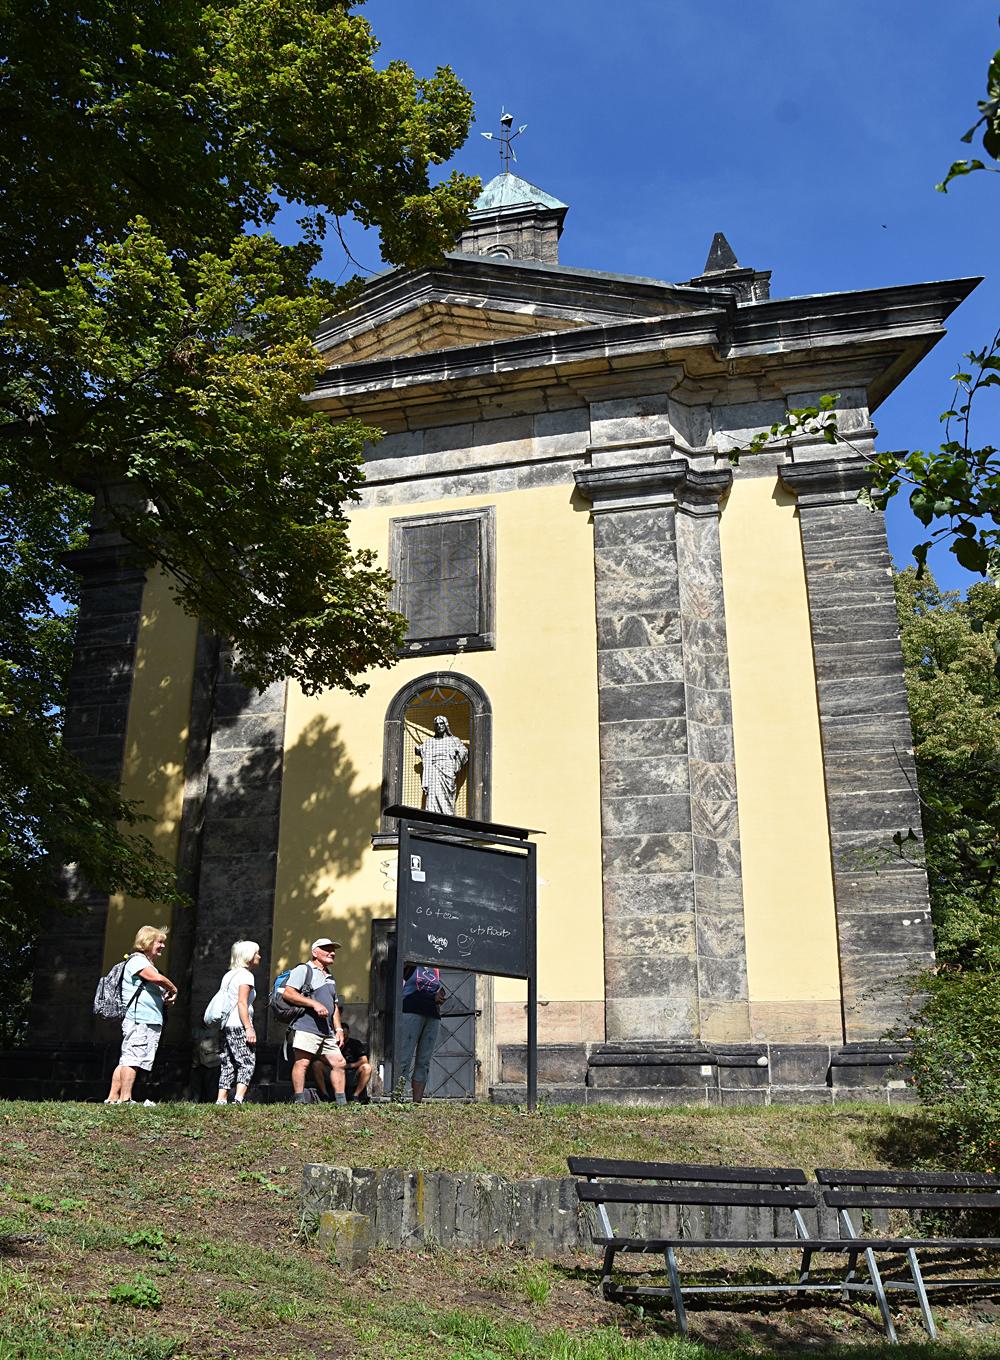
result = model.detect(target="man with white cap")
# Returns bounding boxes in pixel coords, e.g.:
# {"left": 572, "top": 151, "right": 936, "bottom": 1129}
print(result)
{"left": 280, "top": 938, "right": 347, "bottom": 1105}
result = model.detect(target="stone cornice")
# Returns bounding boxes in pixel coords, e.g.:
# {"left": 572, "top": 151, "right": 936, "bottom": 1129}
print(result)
{"left": 779, "top": 456, "right": 875, "bottom": 507}
{"left": 60, "top": 540, "right": 148, "bottom": 584}
{"left": 575, "top": 460, "right": 731, "bottom": 515}
{"left": 315, "top": 254, "right": 734, "bottom": 351}
{"left": 308, "top": 310, "right": 727, "bottom": 407}
{"left": 308, "top": 277, "right": 979, "bottom": 423}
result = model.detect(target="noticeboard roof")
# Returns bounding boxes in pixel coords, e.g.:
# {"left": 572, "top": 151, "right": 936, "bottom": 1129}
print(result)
{"left": 384, "top": 803, "right": 544, "bottom": 841}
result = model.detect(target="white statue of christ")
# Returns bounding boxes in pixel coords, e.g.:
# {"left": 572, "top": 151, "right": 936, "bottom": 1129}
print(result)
{"left": 416, "top": 715, "right": 469, "bottom": 815}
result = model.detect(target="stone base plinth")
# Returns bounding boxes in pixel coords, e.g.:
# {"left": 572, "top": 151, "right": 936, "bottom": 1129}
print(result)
{"left": 492, "top": 1041, "right": 914, "bottom": 1107}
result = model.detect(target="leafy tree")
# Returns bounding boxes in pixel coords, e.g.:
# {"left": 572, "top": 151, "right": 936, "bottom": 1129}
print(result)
{"left": 2, "top": 0, "right": 477, "bottom": 692}
{"left": 0, "top": 3, "right": 476, "bottom": 961}
{"left": 895, "top": 569, "right": 1000, "bottom": 1164}
{"left": 895, "top": 568, "right": 1000, "bottom": 967}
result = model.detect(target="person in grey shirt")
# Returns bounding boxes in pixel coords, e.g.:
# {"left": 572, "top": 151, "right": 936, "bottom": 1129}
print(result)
{"left": 280, "top": 938, "right": 347, "bottom": 1105}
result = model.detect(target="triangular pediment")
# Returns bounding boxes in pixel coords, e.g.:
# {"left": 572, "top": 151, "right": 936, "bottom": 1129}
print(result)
{"left": 315, "top": 253, "right": 733, "bottom": 369}
{"left": 318, "top": 300, "right": 586, "bottom": 365}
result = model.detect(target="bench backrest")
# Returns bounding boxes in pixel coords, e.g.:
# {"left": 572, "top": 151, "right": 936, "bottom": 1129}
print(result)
{"left": 570, "top": 1158, "right": 815, "bottom": 1211}
{"left": 575, "top": 1181, "right": 817, "bottom": 1209}
{"left": 568, "top": 1157, "right": 807, "bottom": 1186}
{"left": 817, "top": 1167, "right": 1000, "bottom": 1214}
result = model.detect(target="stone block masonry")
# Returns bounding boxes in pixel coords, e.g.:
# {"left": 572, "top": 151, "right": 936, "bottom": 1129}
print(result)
{"left": 576, "top": 458, "right": 749, "bottom": 1045}
{"left": 302, "top": 1164, "right": 843, "bottom": 1256}
{"left": 780, "top": 458, "right": 934, "bottom": 1040}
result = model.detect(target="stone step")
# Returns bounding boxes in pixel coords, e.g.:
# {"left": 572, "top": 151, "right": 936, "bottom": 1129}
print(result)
{"left": 498, "top": 1043, "right": 589, "bottom": 1085}
{"left": 491, "top": 1083, "right": 730, "bottom": 1107}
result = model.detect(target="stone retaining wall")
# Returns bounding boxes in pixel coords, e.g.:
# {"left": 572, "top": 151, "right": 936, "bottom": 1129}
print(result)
{"left": 302, "top": 1164, "right": 847, "bottom": 1258}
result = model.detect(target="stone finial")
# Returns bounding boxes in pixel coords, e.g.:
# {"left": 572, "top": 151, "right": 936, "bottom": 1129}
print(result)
{"left": 702, "top": 232, "right": 741, "bottom": 274}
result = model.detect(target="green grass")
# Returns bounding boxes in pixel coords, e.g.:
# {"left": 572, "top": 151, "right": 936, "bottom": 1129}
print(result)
{"left": 0, "top": 1098, "right": 995, "bottom": 1358}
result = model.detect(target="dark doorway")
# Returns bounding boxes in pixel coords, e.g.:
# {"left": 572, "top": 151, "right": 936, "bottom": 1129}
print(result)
{"left": 368, "top": 919, "right": 477, "bottom": 1099}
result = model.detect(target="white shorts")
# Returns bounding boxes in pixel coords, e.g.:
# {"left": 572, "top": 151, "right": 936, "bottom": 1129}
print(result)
{"left": 120, "top": 1020, "right": 162, "bottom": 1072}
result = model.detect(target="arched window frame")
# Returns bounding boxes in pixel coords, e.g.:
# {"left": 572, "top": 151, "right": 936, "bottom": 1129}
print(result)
{"left": 374, "top": 672, "right": 492, "bottom": 845}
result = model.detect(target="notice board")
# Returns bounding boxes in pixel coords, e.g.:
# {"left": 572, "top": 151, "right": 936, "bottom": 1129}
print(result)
{"left": 398, "top": 831, "right": 530, "bottom": 979}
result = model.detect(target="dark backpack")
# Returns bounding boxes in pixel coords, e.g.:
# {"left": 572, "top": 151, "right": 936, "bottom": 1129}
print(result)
{"left": 269, "top": 964, "right": 315, "bottom": 1026}
{"left": 93, "top": 954, "right": 144, "bottom": 1020}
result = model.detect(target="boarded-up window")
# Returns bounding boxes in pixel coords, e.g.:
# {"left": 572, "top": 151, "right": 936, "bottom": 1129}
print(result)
{"left": 390, "top": 508, "right": 495, "bottom": 656}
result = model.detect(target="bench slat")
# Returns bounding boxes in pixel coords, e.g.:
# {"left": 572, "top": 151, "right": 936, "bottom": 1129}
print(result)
{"left": 825, "top": 1188, "right": 1000, "bottom": 1211}
{"left": 595, "top": 1235, "right": 1000, "bottom": 1252}
{"left": 568, "top": 1156, "right": 806, "bottom": 1185}
{"left": 577, "top": 1181, "right": 816, "bottom": 1209}
{"left": 817, "top": 1167, "right": 1000, "bottom": 1190}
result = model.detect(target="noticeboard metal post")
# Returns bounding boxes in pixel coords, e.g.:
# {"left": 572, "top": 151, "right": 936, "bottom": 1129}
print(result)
{"left": 387, "top": 804, "right": 541, "bottom": 1112}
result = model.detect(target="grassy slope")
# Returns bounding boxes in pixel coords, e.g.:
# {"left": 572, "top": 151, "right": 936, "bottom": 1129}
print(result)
{"left": 0, "top": 1100, "right": 997, "bottom": 1360}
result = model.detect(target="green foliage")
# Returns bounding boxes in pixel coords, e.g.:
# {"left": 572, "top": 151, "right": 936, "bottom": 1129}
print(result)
{"left": 902, "top": 970, "right": 1000, "bottom": 1173}
{"left": 895, "top": 569, "right": 1000, "bottom": 966}
{"left": 0, "top": 1, "right": 476, "bottom": 948}
{"left": 868, "top": 335, "right": 1000, "bottom": 579}
{"left": 894, "top": 570, "right": 1000, "bottom": 1171}
{"left": 108, "top": 1273, "right": 162, "bottom": 1310}
{"left": 937, "top": 20, "right": 1000, "bottom": 191}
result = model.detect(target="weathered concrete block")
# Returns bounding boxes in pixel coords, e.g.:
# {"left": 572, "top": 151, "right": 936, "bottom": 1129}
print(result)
{"left": 318, "top": 1210, "right": 373, "bottom": 1267}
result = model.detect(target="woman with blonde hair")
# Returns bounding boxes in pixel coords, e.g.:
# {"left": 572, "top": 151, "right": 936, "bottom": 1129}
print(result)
{"left": 104, "top": 925, "right": 177, "bottom": 1105}
{"left": 215, "top": 940, "right": 261, "bottom": 1105}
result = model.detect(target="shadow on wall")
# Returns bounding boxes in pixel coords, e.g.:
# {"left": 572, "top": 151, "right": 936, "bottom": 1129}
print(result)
{"left": 271, "top": 714, "right": 384, "bottom": 990}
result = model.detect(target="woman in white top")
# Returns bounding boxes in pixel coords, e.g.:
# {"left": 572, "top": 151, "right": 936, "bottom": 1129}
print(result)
{"left": 216, "top": 940, "right": 260, "bottom": 1105}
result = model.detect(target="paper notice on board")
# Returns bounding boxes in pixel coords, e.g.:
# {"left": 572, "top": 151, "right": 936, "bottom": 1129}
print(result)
{"left": 411, "top": 869, "right": 426, "bottom": 882}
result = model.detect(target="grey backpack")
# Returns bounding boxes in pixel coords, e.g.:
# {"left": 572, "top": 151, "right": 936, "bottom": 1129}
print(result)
{"left": 93, "top": 954, "right": 143, "bottom": 1020}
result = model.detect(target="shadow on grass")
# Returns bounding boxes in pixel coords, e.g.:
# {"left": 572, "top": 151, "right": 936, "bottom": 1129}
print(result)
{"left": 550, "top": 1257, "right": 1000, "bottom": 1357}
{"left": 872, "top": 1107, "right": 951, "bottom": 1170}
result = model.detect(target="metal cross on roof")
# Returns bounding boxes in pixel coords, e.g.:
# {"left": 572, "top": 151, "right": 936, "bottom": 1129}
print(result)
{"left": 481, "top": 108, "right": 528, "bottom": 172}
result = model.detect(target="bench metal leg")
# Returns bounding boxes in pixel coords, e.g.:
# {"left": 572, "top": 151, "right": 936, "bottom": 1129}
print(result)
{"left": 792, "top": 1205, "right": 814, "bottom": 1283}
{"left": 906, "top": 1247, "right": 937, "bottom": 1341}
{"left": 665, "top": 1247, "right": 688, "bottom": 1336}
{"left": 599, "top": 1245, "right": 615, "bottom": 1298}
{"left": 838, "top": 1209, "right": 860, "bottom": 1298}
{"left": 863, "top": 1249, "right": 898, "bottom": 1345}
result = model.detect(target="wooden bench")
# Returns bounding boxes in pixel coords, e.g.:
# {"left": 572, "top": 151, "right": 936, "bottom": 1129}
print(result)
{"left": 569, "top": 1156, "right": 938, "bottom": 1343}
{"left": 817, "top": 1166, "right": 1000, "bottom": 1341}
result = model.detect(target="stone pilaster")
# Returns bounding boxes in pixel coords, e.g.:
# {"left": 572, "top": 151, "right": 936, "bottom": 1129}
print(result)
{"left": 676, "top": 471, "right": 750, "bottom": 1042}
{"left": 28, "top": 538, "right": 147, "bottom": 1045}
{"left": 779, "top": 457, "right": 934, "bottom": 1039}
{"left": 189, "top": 648, "right": 287, "bottom": 1032}
{"left": 576, "top": 460, "right": 747, "bottom": 1044}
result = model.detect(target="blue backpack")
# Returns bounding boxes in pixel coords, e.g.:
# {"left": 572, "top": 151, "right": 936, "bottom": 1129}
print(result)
{"left": 269, "top": 964, "right": 314, "bottom": 1025}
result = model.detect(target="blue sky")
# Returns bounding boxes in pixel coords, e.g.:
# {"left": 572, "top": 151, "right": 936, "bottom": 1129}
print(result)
{"left": 325, "top": 2, "right": 999, "bottom": 592}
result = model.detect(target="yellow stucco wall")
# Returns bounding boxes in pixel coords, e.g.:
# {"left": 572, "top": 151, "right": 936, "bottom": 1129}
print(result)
{"left": 720, "top": 474, "right": 843, "bottom": 1042}
{"left": 103, "top": 571, "right": 199, "bottom": 968}
{"left": 272, "top": 482, "right": 605, "bottom": 1010}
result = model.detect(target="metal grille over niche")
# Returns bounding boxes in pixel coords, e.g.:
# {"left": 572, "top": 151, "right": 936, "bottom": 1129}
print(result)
{"left": 402, "top": 686, "right": 472, "bottom": 817}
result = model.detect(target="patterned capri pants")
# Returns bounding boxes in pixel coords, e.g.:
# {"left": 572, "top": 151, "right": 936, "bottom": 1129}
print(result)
{"left": 219, "top": 1027, "right": 256, "bottom": 1088}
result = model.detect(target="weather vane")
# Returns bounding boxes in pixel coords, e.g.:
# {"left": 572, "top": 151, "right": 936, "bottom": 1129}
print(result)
{"left": 481, "top": 108, "right": 527, "bottom": 173}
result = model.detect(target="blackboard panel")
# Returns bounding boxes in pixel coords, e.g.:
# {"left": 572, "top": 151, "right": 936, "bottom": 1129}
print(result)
{"left": 399, "top": 833, "right": 529, "bottom": 978}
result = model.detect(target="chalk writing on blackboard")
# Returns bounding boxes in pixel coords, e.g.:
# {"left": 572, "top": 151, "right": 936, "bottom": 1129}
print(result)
{"left": 399, "top": 832, "right": 530, "bottom": 977}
